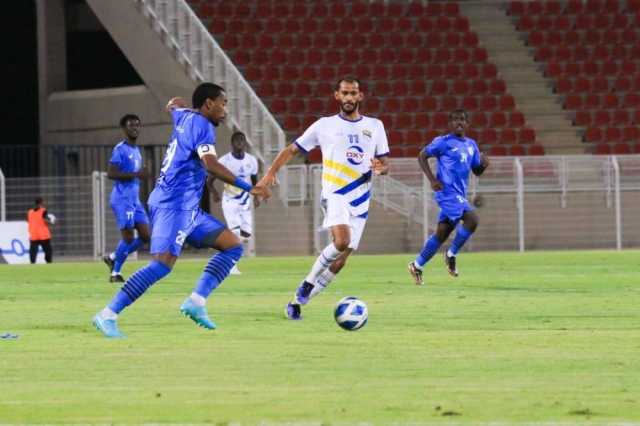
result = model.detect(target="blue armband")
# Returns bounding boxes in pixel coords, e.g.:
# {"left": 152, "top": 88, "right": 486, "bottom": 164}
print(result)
{"left": 233, "top": 177, "right": 253, "bottom": 192}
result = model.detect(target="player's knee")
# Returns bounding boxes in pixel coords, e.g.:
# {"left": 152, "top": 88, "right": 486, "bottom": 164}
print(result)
{"left": 333, "top": 239, "right": 350, "bottom": 252}
{"left": 223, "top": 244, "right": 243, "bottom": 261}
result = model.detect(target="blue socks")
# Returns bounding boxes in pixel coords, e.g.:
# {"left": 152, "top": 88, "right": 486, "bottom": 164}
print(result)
{"left": 450, "top": 225, "right": 474, "bottom": 256}
{"left": 108, "top": 260, "right": 171, "bottom": 314}
{"left": 415, "top": 235, "right": 442, "bottom": 268}
{"left": 194, "top": 245, "right": 243, "bottom": 299}
{"left": 113, "top": 238, "right": 144, "bottom": 273}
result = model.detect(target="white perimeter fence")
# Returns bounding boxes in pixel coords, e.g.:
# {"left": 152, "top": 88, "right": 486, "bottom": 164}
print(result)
{"left": 283, "top": 156, "right": 640, "bottom": 254}
{"left": 1, "top": 156, "right": 639, "bottom": 258}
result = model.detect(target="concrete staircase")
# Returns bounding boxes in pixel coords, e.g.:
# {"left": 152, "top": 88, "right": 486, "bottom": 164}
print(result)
{"left": 460, "top": 1, "right": 586, "bottom": 155}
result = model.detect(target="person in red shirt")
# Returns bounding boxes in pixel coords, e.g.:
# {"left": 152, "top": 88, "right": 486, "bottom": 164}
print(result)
{"left": 27, "top": 197, "right": 54, "bottom": 263}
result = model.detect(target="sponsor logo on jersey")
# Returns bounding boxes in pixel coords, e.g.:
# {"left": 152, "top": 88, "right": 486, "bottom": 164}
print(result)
{"left": 362, "top": 129, "right": 372, "bottom": 138}
{"left": 346, "top": 145, "right": 365, "bottom": 165}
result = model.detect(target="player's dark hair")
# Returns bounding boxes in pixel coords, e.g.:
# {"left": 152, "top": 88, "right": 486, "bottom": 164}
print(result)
{"left": 449, "top": 109, "right": 469, "bottom": 121}
{"left": 35, "top": 197, "right": 43, "bottom": 206}
{"left": 334, "top": 76, "right": 362, "bottom": 91}
{"left": 119, "top": 114, "right": 140, "bottom": 128}
{"left": 231, "top": 131, "right": 246, "bottom": 142}
{"left": 192, "top": 83, "right": 225, "bottom": 109}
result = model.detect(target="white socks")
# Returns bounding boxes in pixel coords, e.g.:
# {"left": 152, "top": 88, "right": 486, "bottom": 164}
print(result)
{"left": 305, "top": 244, "right": 342, "bottom": 284}
{"left": 309, "top": 269, "right": 336, "bottom": 300}
{"left": 446, "top": 249, "right": 455, "bottom": 258}
{"left": 190, "top": 292, "right": 207, "bottom": 307}
{"left": 100, "top": 307, "right": 118, "bottom": 320}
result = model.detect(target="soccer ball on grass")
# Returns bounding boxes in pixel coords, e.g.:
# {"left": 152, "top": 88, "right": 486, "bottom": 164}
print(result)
{"left": 334, "top": 296, "right": 368, "bottom": 331}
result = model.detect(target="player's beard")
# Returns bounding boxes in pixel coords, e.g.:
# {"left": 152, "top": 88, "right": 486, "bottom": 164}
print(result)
{"left": 340, "top": 101, "right": 359, "bottom": 115}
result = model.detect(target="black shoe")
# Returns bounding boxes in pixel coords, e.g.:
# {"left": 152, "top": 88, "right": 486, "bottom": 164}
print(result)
{"left": 103, "top": 255, "right": 114, "bottom": 273}
{"left": 444, "top": 250, "right": 459, "bottom": 277}
{"left": 407, "top": 261, "right": 424, "bottom": 285}
{"left": 109, "top": 274, "right": 125, "bottom": 283}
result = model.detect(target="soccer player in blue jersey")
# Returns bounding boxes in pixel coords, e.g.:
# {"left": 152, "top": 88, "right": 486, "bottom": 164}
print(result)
{"left": 408, "top": 109, "right": 489, "bottom": 285}
{"left": 92, "top": 83, "right": 271, "bottom": 338}
{"left": 102, "top": 114, "right": 151, "bottom": 283}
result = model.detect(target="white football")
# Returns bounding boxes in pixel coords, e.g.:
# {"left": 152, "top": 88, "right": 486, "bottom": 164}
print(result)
{"left": 334, "top": 296, "right": 368, "bottom": 331}
{"left": 48, "top": 213, "right": 57, "bottom": 225}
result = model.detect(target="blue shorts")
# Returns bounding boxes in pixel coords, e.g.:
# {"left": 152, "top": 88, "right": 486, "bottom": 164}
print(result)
{"left": 436, "top": 194, "right": 474, "bottom": 225}
{"left": 148, "top": 206, "right": 226, "bottom": 256}
{"left": 111, "top": 201, "right": 149, "bottom": 230}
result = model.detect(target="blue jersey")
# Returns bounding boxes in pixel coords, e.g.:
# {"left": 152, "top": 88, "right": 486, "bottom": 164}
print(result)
{"left": 423, "top": 134, "right": 482, "bottom": 200}
{"left": 109, "top": 141, "right": 142, "bottom": 205}
{"left": 148, "top": 109, "right": 216, "bottom": 211}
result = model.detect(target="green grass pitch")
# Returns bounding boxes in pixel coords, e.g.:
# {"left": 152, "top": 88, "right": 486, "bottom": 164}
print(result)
{"left": 1, "top": 251, "right": 639, "bottom": 424}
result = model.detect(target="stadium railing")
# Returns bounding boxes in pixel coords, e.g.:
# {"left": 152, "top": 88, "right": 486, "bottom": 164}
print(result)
{"left": 135, "top": 0, "right": 288, "bottom": 200}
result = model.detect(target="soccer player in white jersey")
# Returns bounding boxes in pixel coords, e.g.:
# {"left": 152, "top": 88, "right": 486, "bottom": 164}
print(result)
{"left": 259, "top": 77, "right": 390, "bottom": 320}
{"left": 209, "top": 131, "right": 259, "bottom": 274}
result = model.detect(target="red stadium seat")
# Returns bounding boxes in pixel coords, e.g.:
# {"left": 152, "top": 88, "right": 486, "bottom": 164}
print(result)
{"left": 462, "top": 96, "right": 479, "bottom": 111}
{"left": 510, "top": 145, "right": 526, "bottom": 156}
{"left": 613, "top": 77, "right": 631, "bottom": 93}
{"left": 407, "top": 2, "right": 424, "bottom": 16}
{"left": 452, "top": 79, "right": 469, "bottom": 95}
{"left": 396, "top": 113, "right": 413, "bottom": 129}
{"left": 622, "top": 126, "right": 639, "bottom": 141}
{"left": 480, "top": 95, "right": 497, "bottom": 111}
{"left": 529, "top": 144, "right": 545, "bottom": 155}
{"left": 564, "top": 0, "right": 584, "bottom": 14}
{"left": 490, "top": 79, "right": 506, "bottom": 94}
{"left": 584, "top": 127, "right": 603, "bottom": 142}
{"left": 609, "top": 112, "right": 628, "bottom": 133}
{"left": 426, "top": 64, "right": 444, "bottom": 80}
{"left": 471, "top": 80, "right": 488, "bottom": 95}
{"left": 508, "top": 1, "right": 525, "bottom": 15}
{"left": 481, "top": 128, "right": 498, "bottom": 145}
{"left": 575, "top": 111, "right": 592, "bottom": 126}
{"left": 489, "top": 111, "right": 507, "bottom": 127}
{"left": 433, "top": 113, "right": 449, "bottom": 129}
{"left": 509, "top": 111, "right": 526, "bottom": 128}
{"left": 444, "top": 3, "right": 460, "bottom": 16}
{"left": 602, "top": 94, "right": 619, "bottom": 109}
{"left": 564, "top": 94, "right": 582, "bottom": 110}
{"left": 463, "top": 64, "right": 480, "bottom": 79}
{"left": 421, "top": 96, "right": 438, "bottom": 111}
{"left": 481, "top": 64, "right": 498, "bottom": 79}
{"left": 410, "top": 80, "right": 428, "bottom": 95}
{"left": 471, "top": 112, "right": 488, "bottom": 128}
{"left": 594, "top": 143, "right": 611, "bottom": 155}
{"left": 453, "top": 48, "right": 471, "bottom": 63}
{"left": 445, "top": 64, "right": 461, "bottom": 79}
{"left": 519, "top": 128, "right": 536, "bottom": 144}
{"left": 430, "top": 80, "right": 448, "bottom": 95}
{"left": 584, "top": 94, "right": 600, "bottom": 109}
{"left": 594, "top": 110, "right": 611, "bottom": 126}
{"left": 612, "top": 143, "right": 631, "bottom": 154}
{"left": 499, "top": 128, "right": 517, "bottom": 144}
{"left": 425, "top": 2, "right": 443, "bottom": 15}
{"left": 440, "top": 96, "right": 458, "bottom": 112}
{"left": 489, "top": 145, "right": 508, "bottom": 156}
{"left": 462, "top": 32, "right": 479, "bottom": 46}
{"left": 499, "top": 95, "right": 516, "bottom": 111}
{"left": 415, "top": 113, "right": 430, "bottom": 128}
{"left": 605, "top": 127, "right": 622, "bottom": 142}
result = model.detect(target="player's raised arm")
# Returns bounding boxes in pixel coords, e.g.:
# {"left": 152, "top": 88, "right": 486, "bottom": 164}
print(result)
{"left": 259, "top": 143, "right": 302, "bottom": 187}
{"left": 165, "top": 97, "right": 188, "bottom": 112}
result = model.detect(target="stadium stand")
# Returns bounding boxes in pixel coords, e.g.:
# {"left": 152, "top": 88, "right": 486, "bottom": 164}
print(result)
{"left": 508, "top": 0, "right": 640, "bottom": 154}
{"left": 186, "top": 0, "right": 545, "bottom": 158}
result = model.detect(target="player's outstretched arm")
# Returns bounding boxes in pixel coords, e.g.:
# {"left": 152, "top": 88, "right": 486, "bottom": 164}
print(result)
{"left": 472, "top": 153, "right": 490, "bottom": 176}
{"left": 371, "top": 156, "right": 390, "bottom": 176}
{"left": 418, "top": 150, "right": 443, "bottom": 191}
{"left": 201, "top": 154, "right": 271, "bottom": 201}
{"left": 165, "top": 97, "right": 188, "bottom": 112}
{"left": 259, "top": 143, "right": 301, "bottom": 187}
{"left": 206, "top": 175, "right": 221, "bottom": 203}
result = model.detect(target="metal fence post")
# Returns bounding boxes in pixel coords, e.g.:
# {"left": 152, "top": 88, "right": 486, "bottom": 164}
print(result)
{"left": 92, "top": 171, "right": 101, "bottom": 259}
{"left": 0, "top": 167, "right": 5, "bottom": 222}
{"left": 515, "top": 158, "right": 525, "bottom": 252}
{"left": 612, "top": 156, "right": 622, "bottom": 250}
{"left": 422, "top": 173, "right": 429, "bottom": 239}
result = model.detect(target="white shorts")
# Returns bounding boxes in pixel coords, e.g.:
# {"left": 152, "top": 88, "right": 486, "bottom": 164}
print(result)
{"left": 222, "top": 198, "right": 253, "bottom": 236}
{"left": 321, "top": 195, "right": 367, "bottom": 251}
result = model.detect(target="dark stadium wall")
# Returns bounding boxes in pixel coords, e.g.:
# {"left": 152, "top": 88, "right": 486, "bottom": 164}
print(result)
{"left": 0, "top": 1, "right": 38, "bottom": 176}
